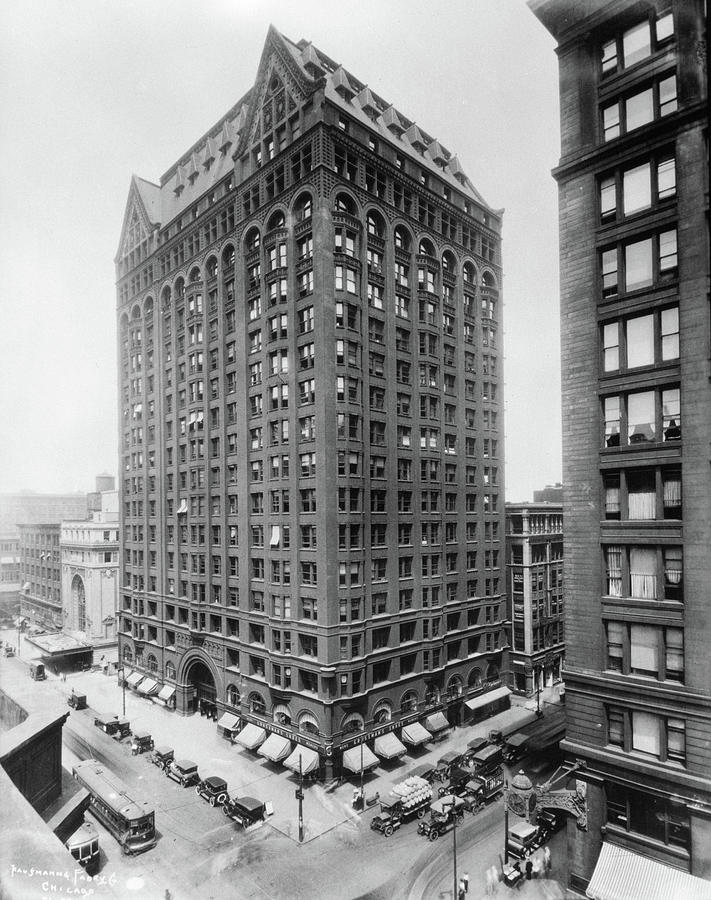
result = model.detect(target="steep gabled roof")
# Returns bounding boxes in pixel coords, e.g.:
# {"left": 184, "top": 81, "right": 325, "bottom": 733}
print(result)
{"left": 114, "top": 175, "right": 160, "bottom": 264}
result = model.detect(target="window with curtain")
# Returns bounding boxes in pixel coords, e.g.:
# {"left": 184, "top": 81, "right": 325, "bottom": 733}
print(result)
{"left": 628, "top": 390, "right": 655, "bottom": 442}
{"left": 627, "top": 470, "right": 656, "bottom": 519}
{"left": 630, "top": 547, "right": 657, "bottom": 599}
{"left": 607, "top": 622, "right": 625, "bottom": 670}
{"left": 662, "top": 472, "right": 681, "bottom": 518}
{"left": 630, "top": 625, "right": 658, "bottom": 676}
{"left": 665, "top": 629, "right": 684, "bottom": 682}
{"left": 632, "top": 710, "right": 660, "bottom": 756}
{"left": 604, "top": 473, "right": 621, "bottom": 519}
{"left": 664, "top": 547, "right": 683, "bottom": 600}
{"left": 606, "top": 546, "right": 623, "bottom": 597}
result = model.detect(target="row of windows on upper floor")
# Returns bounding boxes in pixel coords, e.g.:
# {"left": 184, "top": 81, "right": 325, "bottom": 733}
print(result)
{"left": 600, "top": 9, "right": 674, "bottom": 79}
{"left": 601, "top": 71, "right": 677, "bottom": 143}
{"left": 603, "top": 384, "right": 680, "bottom": 447}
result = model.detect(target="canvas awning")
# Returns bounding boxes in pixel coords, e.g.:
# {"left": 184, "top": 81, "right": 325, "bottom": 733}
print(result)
{"left": 157, "top": 684, "right": 175, "bottom": 702}
{"left": 234, "top": 723, "right": 267, "bottom": 750}
{"left": 374, "top": 733, "right": 407, "bottom": 759}
{"left": 465, "top": 686, "right": 511, "bottom": 711}
{"left": 342, "top": 744, "right": 379, "bottom": 773}
{"left": 258, "top": 733, "right": 292, "bottom": 763}
{"left": 283, "top": 745, "right": 320, "bottom": 775}
{"left": 425, "top": 712, "right": 450, "bottom": 733}
{"left": 126, "top": 671, "right": 144, "bottom": 687}
{"left": 586, "top": 843, "right": 711, "bottom": 900}
{"left": 216, "top": 712, "right": 240, "bottom": 732}
{"left": 401, "top": 722, "right": 433, "bottom": 746}
{"left": 137, "top": 677, "right": 158, "bottom": 695}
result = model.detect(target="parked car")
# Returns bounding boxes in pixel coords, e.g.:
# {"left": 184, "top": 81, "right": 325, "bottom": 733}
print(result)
{"left": 407, "top": 763, "right": 437, "bottom": 784}
{"left": 195, "top": 776, "right": 228, "bottom": 807}
{"left": 222, "top": 795, "right": 266, "bottom": 828}
{"left": 29, "top": 662, "right": 46, "bottom": 681}
{"left": 537, "top": 807, "right": 566, "bottom": 840}
{"left": 130, "top": 731, "right": 154, "bottom": 755}
{"left": 165, "top": 759, "right": 200, "bottom": 787}
{"left": 507, "top": 820, "right": 542, "bottom": 859}
{"left": 417, "top": 795, "right": 466, "bottom": 841}
{"left": 67, "top": 691, "right": 87, "bottom": 710}
{"left": 149, "top": 745, "right": 174, "bottom": 771}
{"left": 433, "top": 751, "right": 462, "bottom": 782}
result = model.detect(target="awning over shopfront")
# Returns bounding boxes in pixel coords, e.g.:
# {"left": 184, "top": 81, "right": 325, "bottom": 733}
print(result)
{"left": 425, "top": 712, "right": 450, "bottom": 733}
{"left": 464, "top": 686, "right": 511, "bottom": 712}
{"left": 401, "top": 722, "right": 433, "bottom": 746}
{"left": 283, "top": 745, "right": 320, "bottom": 775}
{"left": 137, "top": 677, "right": 158, "bottom": 695}
{"left": 157, "top": 684, "right": 175, "bottom": 702}
{"left": 374, "top": 733, "right": 407, "bottom": 760}
{"left": 216, "top": 712, "right": 240, "bottom": 732}
{"left": 258, "top": 733, "right": 292, "bottom": 763}
{"left": 586, "top": 843, "right": 711, "bottom": 900}
{"left": 126, "top": 671, "right": 144, "bottom": 688}
{"left": 342, "top": 744, "right": 379, "bottom": 774}
{"left": 234, "top": 723, "right": 267, "bottom": 750}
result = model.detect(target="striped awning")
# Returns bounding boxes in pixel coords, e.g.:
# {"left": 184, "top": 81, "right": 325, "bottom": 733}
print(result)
{"left": 374, "top": 733, "right": 407, "bottom": 759}
{"left": 216, "top": 712, "right": 240, "bottom": 732}
{"left": 425, "top": 712, "right": 450, "bottom": 733}
{"left": 586, "top": 843, "right": 711, "bottom": 900}
{"left": 342, "top": 744, "right": 379, "bottom": 773}
{"left": 234, "top": 723, "right": 267, "bottom": 750}
{"left": 126, "top": 671, "right": 144, "bottom": 687}
{"left": 401, "top": 722, "right": 433, "bottom": 746}
{"left": 258, "top": 733, "right": 292, "bottom": 763}
{"left": 465, "top": 686, "right": 511, "bottom": 711}
{"left": 137, "top": 677, "right": 158, "bottom": 695}
{"left": 283, "top": 745, "right": 320, "bottom": 775}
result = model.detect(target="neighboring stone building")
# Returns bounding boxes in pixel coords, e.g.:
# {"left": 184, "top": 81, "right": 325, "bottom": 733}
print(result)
{"left": 60, "top": 488, "right": 119, "bottom": 647}
{"left": 18, "top": 523, "right": 63, "bottom": 630}
{"left": 530, "top": 0, "right": 710, "bottom": 893}
{"left": 505, "top": 501, "right": 564, "bottom": 698}
{"left": 116, "top": 27, "right": 507, "bottom": 770}
{"left": 0, "top": 533, "right": 21, "bottom": 618}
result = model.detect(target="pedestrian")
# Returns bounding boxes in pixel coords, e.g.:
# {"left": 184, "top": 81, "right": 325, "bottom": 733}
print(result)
{"left": 525, "top": 858, "right": 533, "bottom": 880}
{"left": 485, "top": 869, "right": 493, "bottom": 896}
{"left": 544, "top": 845, "right": 551, "bottom": 875}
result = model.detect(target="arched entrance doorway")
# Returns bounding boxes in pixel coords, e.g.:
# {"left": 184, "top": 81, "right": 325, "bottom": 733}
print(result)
{"left": 185, "top": 659, "right": 217, "bottom": 717}
{"left": 71, "top": 575, "right": 86, "bottom": 632}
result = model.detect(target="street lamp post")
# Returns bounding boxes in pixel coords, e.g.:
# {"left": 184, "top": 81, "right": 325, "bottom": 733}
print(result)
{"left": 295, "top": 755, "right": 304, "bottom": 843}
{"left": 441, "top": 798, "right": 459, "bottom": 900}
{"left": 118, "top": 667, "right": 126, "bottom": 716}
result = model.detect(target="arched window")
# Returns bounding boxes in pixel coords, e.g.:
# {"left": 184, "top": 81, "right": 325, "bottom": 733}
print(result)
{"left": 334, "top": 192, "right": 356, "bottom": 215}
{"left": 366, "top": 212, "right": 385, "bottom": 238}
{"left": 446, "top": 674, "right": 463, "bottom": 698}
{"left": 482, "top": 270, "right": 497, "bottom": 288}
{"left": 273, "top": 703, "right": 292, "bottom": 726}
{"left": 122, "top": 645, "right": 133, "bottom": 663}
{"left": 394, "top": 226, "right": 411, "bottom": 251}
{"left": 372, "top": 699, "right": 392, "bottom": 724}
{"left": 424, "top": 684, "right": 440, "bottom": 706}
{"left": 442, "top": 250, "right": 456, "bottom": 274}
{"left": 189, "top": 266, "right": 201, "bottom": 283}
{"left": 71, "top": 575, "right": 86, "bottom": 632}
{"left": 175, "top": 277, "right": 185, "bottom": 299}
{"left": 244, "top": 227, "right": 260, "bottom": 251}
{"left": 462, "top": 262, "right": 477, "bottom": 286}
{"left": 400, "top": 691, "right": 418, "bottom": 713}
{"left": 486, "top": 662, "right": 499, "bottom": 681}
{"left": 222, "top": 245, "right": 236, "bottom": 268}
{"left": 266, "top": 211, "right": 285, "bottom": 231}
{"left": 206, "top": 256, "right": 218, "bottom": 279}
{"left": 419, "top": 238, "right": 435, "bottom": 257}
{"left": 298, "top": 710, "right": 319, "bottom": 734}
{"left": 226, "top": 683, "right": 240, "bottom": 707}
{"left": 341, "top": 711, "right": 365, "bottom": 734}
{"left": 248, "top": 691, "right": 266, "bottom": 715}
{"left": 468, "top": 667, "right": 483, "bottom": 688}
{"left": 294, "top": 193, "right": 313, "bottom": 223}
{"left": 147, "top": 654, "right": 158, "bottom": 674}
{"left": 131, "top": 304, "right": 142, "bottom": 321}
{"left": 165, "top": 660, "right": 176, "bottom": 680}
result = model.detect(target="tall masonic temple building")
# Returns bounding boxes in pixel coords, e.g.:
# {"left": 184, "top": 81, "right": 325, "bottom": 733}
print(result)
{"left": 116, "top": 27, "right": 506, "bottom": 769}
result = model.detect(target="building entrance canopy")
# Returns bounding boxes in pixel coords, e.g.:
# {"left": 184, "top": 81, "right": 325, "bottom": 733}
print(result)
{"left": 586, "top": 843, "right": 711, "bottom": 900}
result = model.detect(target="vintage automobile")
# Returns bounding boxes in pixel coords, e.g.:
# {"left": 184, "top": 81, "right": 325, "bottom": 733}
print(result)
{"left": 406, "top": 763, "right": 438, "bottom": 784}
{"left": 149, "top": 745, "right": 174, "bottom": 771}
{"left": 469, "top": 743, "right": 504, "bottom": 774}
{"left": 536, "top": 807, "right": 567, "bottom": 840}
{"left": 29, "top": 662, "right": 46, "bottom": 680}
{"left": 3, "top": 645, "right": 15, "bottom": 657}
{"left": 417, "top": 794, "right": 466, "bottom": 841}
{"left": 195, "top": 776, "right": 228, "bottom": 807}
{"left": 507, "top": 820, "right": 542, "bottom": 859}
{"left": 130, "top": 731, "right": 155, "bottom": 755}
{"left": 222, "top": 795, "right": 266, "bottom": 828}
{"left": 111, "top": 717, "right": 132, "bottom": 740}
{"left": 67, "top": 691, "right": 87, "bottom": 710}
{"left": 433, "top": 751, "right": 462, "bottom": 782}
{"left": 165, "top": 759, "right": 200, "bottom": 788}
{"left": 503, "top": 732, "right": 530, "bottom": 765}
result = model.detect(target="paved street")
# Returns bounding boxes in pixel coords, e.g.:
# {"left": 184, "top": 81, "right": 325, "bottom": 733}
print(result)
{"left": 1, "top": 633, "right": 570, "bottom": 900}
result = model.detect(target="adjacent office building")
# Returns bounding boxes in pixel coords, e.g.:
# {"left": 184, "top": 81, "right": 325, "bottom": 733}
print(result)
{"left": 116, "top": 27, "right": 507, "bottom": 768}
{"left": 530, "top": 0, "right": 710, "bottom": 892}
{"left": 506, "top": 501, "right": 564, "bottom": 698}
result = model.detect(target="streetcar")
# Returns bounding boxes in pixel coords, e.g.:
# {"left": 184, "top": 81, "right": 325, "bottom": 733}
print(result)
{"left": 72, "top": 759, "right": 156, "bottom": 854}
{"left": 65, "top": 821, "right": 100, "bottom": 874}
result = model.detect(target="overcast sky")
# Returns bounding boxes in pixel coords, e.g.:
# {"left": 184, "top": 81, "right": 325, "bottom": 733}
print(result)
{"left": 0, "top": 0, "right": 560, "bottom": 502}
